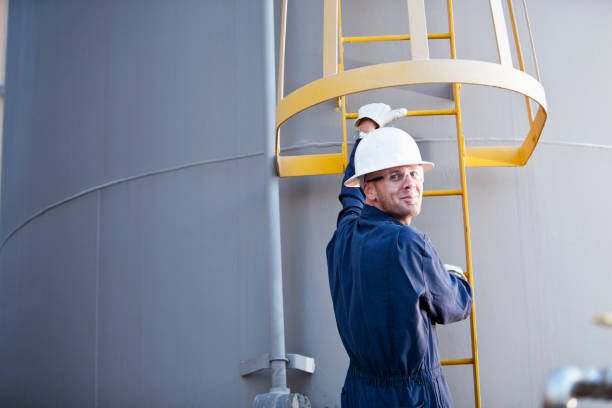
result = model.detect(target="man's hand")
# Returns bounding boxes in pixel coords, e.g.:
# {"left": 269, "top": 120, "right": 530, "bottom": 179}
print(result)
{"left": 356, "top": 103, "right": 407, "bottom": 130}
{"left": 356, "top": 103, "right": 408, "bottom": 139}
{"left": 444, "top": 264, "right": 467, "bottom": 280}
{"left": 379, "top": 107, "right": 408, "bottom": 127}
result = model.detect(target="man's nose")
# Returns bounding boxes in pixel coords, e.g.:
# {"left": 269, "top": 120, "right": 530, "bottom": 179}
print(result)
{"left": 402, "top": 173, "right": 417, "bottom": 188}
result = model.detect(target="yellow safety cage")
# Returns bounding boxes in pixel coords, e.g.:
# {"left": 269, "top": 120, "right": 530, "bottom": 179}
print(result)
{"left": 275, "top": 1, "right": 548, "bottom": 406}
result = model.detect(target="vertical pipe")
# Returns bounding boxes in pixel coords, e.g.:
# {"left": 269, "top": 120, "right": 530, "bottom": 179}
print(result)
{"left": 263, "top": 0, "right": 289, "bottom": 394}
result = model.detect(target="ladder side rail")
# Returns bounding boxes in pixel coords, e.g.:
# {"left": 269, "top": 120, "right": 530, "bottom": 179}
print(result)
{"left": 448, "top": 0, "right": 482, "bottom": 406}
{"left": 453, "top": 82, "right": 483, "bottom": 408}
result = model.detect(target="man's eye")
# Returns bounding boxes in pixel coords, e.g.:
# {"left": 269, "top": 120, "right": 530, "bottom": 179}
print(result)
{"left": 410, "top": 171, "right": 418, "bottom": 178}
{"left": 389, "top": 174, "right": 402, "bottom": 181}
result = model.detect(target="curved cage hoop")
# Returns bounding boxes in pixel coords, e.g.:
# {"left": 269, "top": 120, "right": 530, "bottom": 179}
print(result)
{"left": 275, "top": 0, "right": 548, "bottom": 177}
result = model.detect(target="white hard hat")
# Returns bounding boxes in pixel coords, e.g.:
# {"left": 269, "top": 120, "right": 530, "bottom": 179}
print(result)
{"left": 344, "top": 127, "right": 434, "bottom": 187}
{"left": 354, "top": 103, "right": 391, "bottom": 128}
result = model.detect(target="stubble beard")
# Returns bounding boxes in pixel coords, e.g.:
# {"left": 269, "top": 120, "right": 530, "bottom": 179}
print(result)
{"left": 378, "top": 193, "right": 422, "bottom": 224}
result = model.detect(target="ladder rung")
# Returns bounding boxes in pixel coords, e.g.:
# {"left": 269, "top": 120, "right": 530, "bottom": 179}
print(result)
{"left": 342, "top": 33, "right": 451, "bottom": 43}
{"left": 345, "top": 109, "right": 456, "bottom": 119}
{"left": 424, "top": 189, "right": 463, "bottom": 197}
{"left": 441, "top": 358, "right": 474, "bottom": 366}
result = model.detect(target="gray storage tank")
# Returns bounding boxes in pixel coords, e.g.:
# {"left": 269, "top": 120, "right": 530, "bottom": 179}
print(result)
{"left": 0, "top": 1, "right": 611, "bottom": 407}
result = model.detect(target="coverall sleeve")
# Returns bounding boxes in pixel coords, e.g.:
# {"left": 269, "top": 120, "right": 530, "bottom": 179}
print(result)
{"left": 336, "top": 140, "right": 365, "bottom": 226}
{"left": 398, "top": 229, "right": 473, "bottom": 325}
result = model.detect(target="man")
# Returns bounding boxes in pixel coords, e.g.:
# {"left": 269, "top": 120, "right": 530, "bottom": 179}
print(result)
{"left": 326, "top": 103, "right": 473, "bottom": 407}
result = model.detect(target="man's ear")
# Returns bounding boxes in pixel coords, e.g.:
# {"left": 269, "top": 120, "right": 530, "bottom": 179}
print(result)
{"left": 362, "top": 182, "right": 377, "bottom": 202}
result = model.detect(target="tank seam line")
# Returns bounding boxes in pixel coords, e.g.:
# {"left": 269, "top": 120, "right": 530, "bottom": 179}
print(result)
{"left": 0, "top": 150, "right": 264, "bottom": 252}
{"left": 3, "top": 139, "right": 610, "bottom": 251}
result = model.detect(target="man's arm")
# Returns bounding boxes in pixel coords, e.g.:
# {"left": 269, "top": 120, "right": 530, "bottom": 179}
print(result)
{"left": 336, "top": 139, "right": 365, "bottom": 226}
{"left": 398, "top": 229, "right": 473, "bottom": 324}
{"left": 420, "top": 235, "right": 472, "bottom": 324}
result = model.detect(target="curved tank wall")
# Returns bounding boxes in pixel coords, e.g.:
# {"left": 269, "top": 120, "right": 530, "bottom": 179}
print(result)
{"left": 0, "top": 1, "right": 272, "bottom": 406}
{"left": 1, "top": 1, "right": 611, "bottom": 407}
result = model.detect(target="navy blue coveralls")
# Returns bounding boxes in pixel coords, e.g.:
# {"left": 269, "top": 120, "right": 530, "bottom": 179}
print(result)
{"left": 326, "top": 140, "right": 473, "bottom": 407}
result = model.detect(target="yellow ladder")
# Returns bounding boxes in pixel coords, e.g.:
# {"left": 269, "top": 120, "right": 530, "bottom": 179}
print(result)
{"left": 337, "top": 2, "right": 481, "bottom": 405}
{"left": 274, "top": 1, "right": 548, "bottom": 406}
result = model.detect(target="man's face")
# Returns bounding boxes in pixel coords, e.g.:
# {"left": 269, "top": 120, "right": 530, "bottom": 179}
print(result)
{"left": 357, "top": 118, "right": 378, "bottom": 134}
{"left": 362, "top": 165, "right": 424, "bottom": 226}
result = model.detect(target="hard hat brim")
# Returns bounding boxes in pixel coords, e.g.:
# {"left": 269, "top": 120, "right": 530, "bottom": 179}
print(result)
{"left": 344, "top": 161, "right": 435, "bottom": 187}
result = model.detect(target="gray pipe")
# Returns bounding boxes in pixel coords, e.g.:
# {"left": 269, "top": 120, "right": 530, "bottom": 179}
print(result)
{"left": 252, "top": 2, "right": 313, "bottom": 404}
{"left": 263, "top": 0, "right": 288, "bottom": 395}
{"left": 543, "top": 366, "right": 612, "bottom": 408}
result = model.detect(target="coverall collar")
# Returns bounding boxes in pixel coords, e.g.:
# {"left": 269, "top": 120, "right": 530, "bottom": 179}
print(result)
{"left": 361, "top": 204, "right": 405, "bottom": 226}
